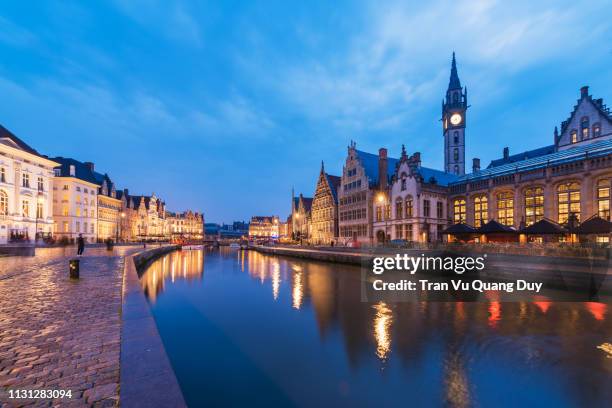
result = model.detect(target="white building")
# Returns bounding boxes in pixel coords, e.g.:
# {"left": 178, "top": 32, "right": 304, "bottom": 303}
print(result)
{"left": 0, "top": 125, "right": 58, "bottom": 244}
{"left": 51, "top": 158, "right": 99, "bottom": 243}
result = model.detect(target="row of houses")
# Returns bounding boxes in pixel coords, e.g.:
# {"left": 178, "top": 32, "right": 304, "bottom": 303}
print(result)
{"left": 0, "top": 124, "right": 203, "bottom": 245}
{"left": 287, "top": 55, "right": 611, "bottom": 245}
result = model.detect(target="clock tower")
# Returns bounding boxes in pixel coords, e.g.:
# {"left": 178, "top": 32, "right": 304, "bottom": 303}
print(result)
{"left": 442, "top": 52, "right": 467, "bottom": 175}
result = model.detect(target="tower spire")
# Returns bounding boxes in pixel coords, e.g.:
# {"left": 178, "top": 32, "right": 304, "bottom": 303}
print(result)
{"left": 321, "top": 160, "right": 325, "bottom": 173}
{"left": 448, "top": 52, "right": 461, "bottom": 90}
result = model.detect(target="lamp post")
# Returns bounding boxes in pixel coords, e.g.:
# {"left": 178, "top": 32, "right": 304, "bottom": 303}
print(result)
{"left": 34, "top": 192, "right": 43, "bottom": 245}
{"left": 377, "top": 193, "right": 389, "bottom": 244}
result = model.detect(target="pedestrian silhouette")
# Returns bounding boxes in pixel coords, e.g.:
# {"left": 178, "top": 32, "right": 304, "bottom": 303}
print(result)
{"left": 77, "top": 234, "right": 85, "bottom": 256}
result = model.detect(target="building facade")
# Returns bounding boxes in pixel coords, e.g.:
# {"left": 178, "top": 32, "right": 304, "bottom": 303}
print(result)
{"left": 0, "top": 125, "right": 57, "bottom": 244}
{"left": 96, "top": 173, "right": 122, "bottom": 241}
{"left": 52, "top": 158, "right": 99, "bottom": 243}
{"left": 310, "top": 162, "right": 341, "bottom": 245}
{"left": 442, "top": 52, "right": 467, "bottom": 176}
{"left": 291, "top": 192, "right": 313, "bottom": 240}
{"left": 448, "top": 86, "right": 612, "bottom": 237}
{"left": 373, "top": 146, "right": 456, "bottom": 243}
{"left": 167, "top": 210, "right": 204, "bottom": 240}
{"left": 119, "top": 190, "right": 169, "bottom": 241}
{"left": 249, "top": 216, "right": 280, "bottom": 238}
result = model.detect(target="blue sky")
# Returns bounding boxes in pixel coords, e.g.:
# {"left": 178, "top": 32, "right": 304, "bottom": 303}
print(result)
{"left": 0, "top": 0, "right": 610, "bottom": 223}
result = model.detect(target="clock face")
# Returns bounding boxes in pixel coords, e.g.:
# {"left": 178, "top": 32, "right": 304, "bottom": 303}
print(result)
{"left": 450, "top": 113, "right": 462, "bottom": 126}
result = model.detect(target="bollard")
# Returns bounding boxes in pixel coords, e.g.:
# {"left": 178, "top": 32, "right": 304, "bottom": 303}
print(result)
{"left": 69, "top": 259, "right": 80, "bottom": 279}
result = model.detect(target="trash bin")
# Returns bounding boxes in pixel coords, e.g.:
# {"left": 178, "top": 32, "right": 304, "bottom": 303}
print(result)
{"left": 69, "top": 259, "right": 80, "bottom": 279}
{"left": 106, "top": 240, "right": 114, "bottom": 251}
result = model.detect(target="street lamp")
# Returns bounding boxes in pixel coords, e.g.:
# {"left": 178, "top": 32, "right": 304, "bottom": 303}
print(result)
{"left": 34, "top": 192, "right": 43, "bottom": 245}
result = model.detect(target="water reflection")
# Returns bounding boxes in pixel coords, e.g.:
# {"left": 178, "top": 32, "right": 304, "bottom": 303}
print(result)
{"left": 142, "top": 248, "right": 612, "bottom": 407}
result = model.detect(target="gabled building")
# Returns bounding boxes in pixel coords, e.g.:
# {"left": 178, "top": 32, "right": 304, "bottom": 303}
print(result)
{"left": 0, "top": 125, "right": 58, "bottom": 244}
{"left": 167, "top": 210, "right": 204, "bottom": 240}
{"left": 291, "top": 191, "right": 313, "bottom": 240}
{"left": 249, "top": 216, "right": 280, "bottom": 238}
{"left": 310, "top": 161, "right": 341, "bottom": 245}
{"left": 119, "top": 189, "right": 168, "bottom": 241}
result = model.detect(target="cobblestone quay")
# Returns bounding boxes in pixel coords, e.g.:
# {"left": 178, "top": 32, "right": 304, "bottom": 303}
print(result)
{"left": 0, "top": 246, "right": 139, "bottom": 407}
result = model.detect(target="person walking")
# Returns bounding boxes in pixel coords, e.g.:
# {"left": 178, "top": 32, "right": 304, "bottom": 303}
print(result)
{"left": 77, "top": 234, "right": 85, "bottom": 256}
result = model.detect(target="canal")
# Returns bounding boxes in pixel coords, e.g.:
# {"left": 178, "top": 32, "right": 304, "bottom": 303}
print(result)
{"left": 140, "top": 248, "right": 612, "bottom": 407}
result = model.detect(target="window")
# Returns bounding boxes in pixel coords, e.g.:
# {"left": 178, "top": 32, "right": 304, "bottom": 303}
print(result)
{"left": 454, "top": 165, "right": 459, "bottom": 175}
{"left": 557, "top": 182, "right": 580, "bottom": 224}
{"left": 474, "top": 196, "right": 488, "bottom": 228}
{"left": 437, "top": 201, "right": 443, "bottom": 219}
{"left": 423, "top": 200, "right": 430, "bottom": 217}
{"left": 497, "top": 191, "right": 514, "bottom": 226}
{"left": 453, "top": 199, "right": 466, "bottom": 223}
{"left": 63, "top": 185, "right": 69, "bottom": 190}
{"left": 0, "top": 190, "right": 7, "bottom": 215}
{"left": 22, "top": 173, "right": 30, "bottom": 188}
{"left": 453, "top": 148, "right": 459, "bottom": 161}
{"left": 84, "top": 222, "right": 87, "bottom": 233}
{"left": 0, "top": 167, "right": 5, "bottom": 183}
{"left": 524, "top": 187, "right": 544, "bottom": 226}
{"left": 593, "top": 123, "right": 601, "bottom": 137}
{"left": 84, "top": 188, "right": 88, "bottom": 194}
{"left": 22, "top": 200, "right": 30, "bottom": 217}
{"left": 454, "top": 131, "right": 459, "bottom": 144}
{"left": 396, "top": 198, "right": 403, "bottom": 219}
{"left": 405, "top": 197, "right": 413, "bottom": 218}
{"left": 76, "top": 208, "right": 81, "bottom": 217}
{"left": 62, "top": 206, "right": 69, "bottom": 216}
{"left": 395, "top": 224, "right": 403, "bottom": 240}
{"left": 76, "top": 186, "right": 81, "bottom": 192}
{"left": 37, "top": 177, "right": 44, "bottom": 192}
{"left": 36, "top": 202, "right": 43, "bottom": 219}
{"left": 76, "top": 222, "right": 80, "bottom": 233}
{"left": 400, "top": 174, "right": 407, "bottom": 191}
{"left": 90, "top": 224, "right": 94, "bottom": 234}
{"left": 63, "top": 221, "right": 69, "bottom": 233}
{"left": 571, "top": 130, "right": 578, "bottom": 144}
{"left": 581, "top": 117, "right": 589, "bottom": 139}
{"left": 597, "top": 179, "right": 610, "bottom": 220}
{"left": 376, "top": 206, "right": 382, "bottom": 222}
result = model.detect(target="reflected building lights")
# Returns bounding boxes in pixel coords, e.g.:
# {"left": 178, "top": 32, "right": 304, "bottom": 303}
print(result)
{"left": 272, "top": 262, "right": 281, "bottom": 301}
{"left": 292, "top": 271, "right": 303, "bottom": 310}
{"left": 373, "top": 302, "right": 393, "bottom": 361}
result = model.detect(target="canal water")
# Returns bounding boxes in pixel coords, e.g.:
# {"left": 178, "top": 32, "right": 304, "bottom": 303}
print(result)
{"left": 141, "top": 248, "right": 612, "bottom": 407}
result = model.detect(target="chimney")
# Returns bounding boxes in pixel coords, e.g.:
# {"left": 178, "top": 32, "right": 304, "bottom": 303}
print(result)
{"left": 378, "top": 148, "right": 388, "bottom": 189}
{"left": 580, "top": 86, "right": 589, "bottom": 98}
{"left": 472, "top": 158, "right": 480, "bottom": 172}
{"left": 503, "top": 147, "right": 509, "bottom": 160}
{"left": 84, "top": 162, "right": 95, "bottom": 172}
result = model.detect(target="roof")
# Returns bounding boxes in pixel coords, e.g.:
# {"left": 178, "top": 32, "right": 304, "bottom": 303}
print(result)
{"left": 51, "top": 157, "right": 101, "bottom": 185}
{"left": 560, "top": 89, "right": 612, "bottom": 137}
{"left": 453, "top": 139, "right": 612, "bottom": 184}
{"left": 520, "top": 218, "right": 567, "bottom": 235}
{"left": 448, "top": 52, "right": 461, "bottom": 90}
{"left": 355, "top": 149, "right": 398, "bottom": 186}
{"left": 575, "top": 216, "right": 612, "bottom": 234}
{"left": 325, "top": 173, "right": 342, "bottom": 203}
{"left": 443, "top": 223, "right": 478, "bottom": 234}
{"left": 477, "top": 220, "right": 517, "bottom": 234}
{"left": 488, "top": 145, "right": 555, "bottom": 168}
{"left": 0, "top": 124, "right": 42, "bottom": 157}
{"left": 417, "top": 167, "right": 458, "bottom": 187}
{"left": 301, "top": 197, "right": 313, "bottom": 212}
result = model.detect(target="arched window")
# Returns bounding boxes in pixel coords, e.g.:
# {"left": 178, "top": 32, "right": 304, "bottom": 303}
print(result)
{"left": 400, "top": 173, "right": 407, "bottom": 191}
{"left": 571, "top": 130, "right": 578, "bottom": 144}
{"left": 395, "top": 197, "right": 403, "bottom": 219}
{"left": 405, "top": 197, "right": 413, "bottom": 218}
{"left": 474, "top": 196, "right": 488, "bottom": 227}
{"left": 497, "top": 191, "right": 514, "bottom": 226}
{"left": 593, "top": 123, "right": 601, "bottom": 137}
{"left": 453, "top": 131, "right": 459, "bottom": 144}
{"left": 453, "top": 199, "right": 466, "bottom": 223}
{"left": 524, "top": 187, "right": 544, "bottom": 226}
{"left": 0, "top": 190, "right": 7, "bottom": 215}
{"left": 557, "top": 182, "right": 580, "bottom": 223}
{"left": 453, "top": 148, "right": 459, "bottom": 161}
{"left": 581, "top": 117, "right": 589, "bottom": 139}
{"left": 454, "top": 165, "right": 459, "bottom": 174}
{"left": 597, "top": 179, "right": 610, "bottom": 220}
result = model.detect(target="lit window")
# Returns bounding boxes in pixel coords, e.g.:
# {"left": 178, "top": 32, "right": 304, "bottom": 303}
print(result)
{"left": 76, "top": 208, "right": 81, "bottom": 217}
{"left": 474, "top": 195, "right": 488, "bottom": 227}
{"left": 62, "top": 206, "right": 68, "bottom": 216}
{"left": 581, "top": 117, "right": 589, "bottom": 139}
{"left": 524, "top": 187, "right": 544, "bottom": 226}
{"left": 497, "top": 191, "right": 514, "bottom": 226}
{"left": 395, "top": 198, "right": 403, "bottom": 219}
{"left": 405, "top": 197, "right": 413, "bottom": 218}
{"left": 593, "top": 123, "right": 601, "bottom": 137}
{"left": 453, "top": 199, "right": 466, "bottom": 223}
{"left": 63, "top": 221, "right": 69, "bottom": 232}
{"left": 597, "top": 179, "right": 610, "bottom": 220}
{"left": 22, "top": 200, "right": 30, "bottom": 217}
{"left": 36, "top": 202, "right": 43, "bottom": 219}
{"left": 0, "top": 190, "right": 7, "bottom": 215}
{"left": 557, "top": 182, "right": 580, "bottom": 224}
{"left": 571, "top": 130, "right": 578, "bottom": 144}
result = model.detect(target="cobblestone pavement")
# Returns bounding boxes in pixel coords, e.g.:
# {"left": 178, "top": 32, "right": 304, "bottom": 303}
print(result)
{"left": 0, "top": 246, "right": 139, "bottom": 407}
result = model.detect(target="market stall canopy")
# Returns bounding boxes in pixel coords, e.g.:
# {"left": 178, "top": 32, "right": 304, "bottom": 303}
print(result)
{"left": 443, "top": 223, "right": 478, "bottom": 234}
{"left": 575, "top": 216, "right": 612, "bottom": 235}
{"left": 519, "top": 218, "right": 568, "bottom": 235}
{"left": 477, "top": 220, "right": 517, "bottom": 234}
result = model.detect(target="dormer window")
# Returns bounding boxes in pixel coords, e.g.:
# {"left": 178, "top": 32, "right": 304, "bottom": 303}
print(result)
{"left": 570, "top": 130, "right": 578, "bottom": 144}
{"left": 69, "top": 165, "right": 76, "bottom": 176}
{"left": 581, "top": 117, "right": 589, "bottom": 139}
{"left": 593, "top": 123, "right": 601, "bottom": 137}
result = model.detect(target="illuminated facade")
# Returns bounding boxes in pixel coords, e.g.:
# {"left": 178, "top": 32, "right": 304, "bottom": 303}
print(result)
{"left": 249, "top": 216, "right": 280, "bottom": 238}
{"left": 52, "top": 159, "right": 99, "bottom": 243}
{"left": 449, "top": 86, "right": 612, "bottom": 234}
{"left": 167, "top": 210, "right": 204, "bottom": 240}
{"left": 310, "top": 161, "right": 341, "bottom": 244}
{"left": 119, "top": 190, "right": 169, "bottom": 241}
{"left": 0, "top": 125, "right": 57, "bottom": 244}
{"left": 96, "top": 173, "right": 122, "bottom": 241}
{"left": 290, "top": 192, "right": 312, "bottom": 240}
